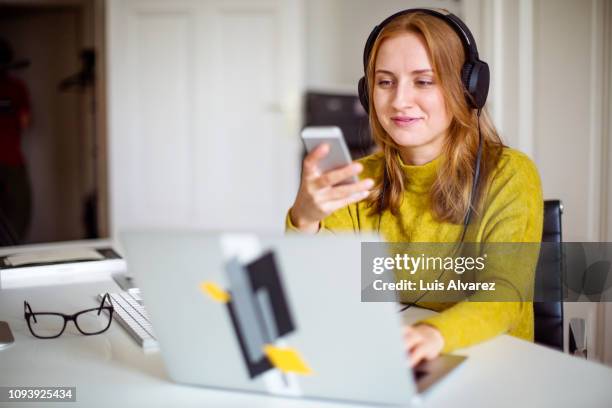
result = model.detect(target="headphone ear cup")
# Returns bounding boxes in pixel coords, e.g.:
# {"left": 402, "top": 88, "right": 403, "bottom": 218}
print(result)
{"left": 461, "top": 62, "right": 476, "bottom": 108}
{"left": 358, "top": 76, "right": 369, "bottom": 113}
{"left": 461, "top": 60, "right": 490, "bottom": 109}
{"left": 469, "top": 60, "right": 489, "bottom": 109}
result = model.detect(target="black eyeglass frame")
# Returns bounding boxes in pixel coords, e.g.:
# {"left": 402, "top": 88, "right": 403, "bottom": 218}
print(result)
{"left": 24, "top": 293, "right": 114, "bottom": 339}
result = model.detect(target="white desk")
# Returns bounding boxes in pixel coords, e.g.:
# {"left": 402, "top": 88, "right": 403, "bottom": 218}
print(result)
{"left": 1, "top": 279, "right": 612, "bottom": 408}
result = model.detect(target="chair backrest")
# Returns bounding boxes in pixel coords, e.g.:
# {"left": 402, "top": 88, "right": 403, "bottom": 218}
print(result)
{"left": 533, "top": 200, "right": 564, "bottom": 350}
{"left": 304, "top": 92, "right": 374, "bottom": 159}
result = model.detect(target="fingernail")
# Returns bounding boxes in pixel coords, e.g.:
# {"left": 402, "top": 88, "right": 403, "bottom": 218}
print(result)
{"left": 361, "top": 190, "right": 370, "bottom": 198}
{"left": 352, "top": 163, "right": 363, "bottom": 172}
{"left": 364, "top": 178, "right": 374, "bottom": 188}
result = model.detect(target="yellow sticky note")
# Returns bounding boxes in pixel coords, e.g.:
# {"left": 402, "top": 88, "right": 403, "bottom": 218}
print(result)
{"left": 263, "top": 344, "right": 313, "bottom": 375}
{"left": 199, "top": 281, "right": 231, "bottom": 303}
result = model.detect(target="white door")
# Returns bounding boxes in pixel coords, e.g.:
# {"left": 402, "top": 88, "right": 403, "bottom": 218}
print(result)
{"left": 108, "top": 0, "right": 302, "bottom": 234}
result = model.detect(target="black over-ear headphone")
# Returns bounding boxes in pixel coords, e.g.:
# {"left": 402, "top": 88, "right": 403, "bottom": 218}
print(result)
{"left": 357, "top": 8, "right": 489, "bottom": 113}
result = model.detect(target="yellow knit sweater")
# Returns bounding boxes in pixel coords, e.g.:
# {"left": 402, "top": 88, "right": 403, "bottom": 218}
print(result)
{"left": 286, "top": 147, "right": 543, "bottom": 352}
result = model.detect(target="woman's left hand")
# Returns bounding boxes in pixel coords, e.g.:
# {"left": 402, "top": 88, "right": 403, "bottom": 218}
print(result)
{"left": 403, "top": 324, "right": 445, "bottom": 368}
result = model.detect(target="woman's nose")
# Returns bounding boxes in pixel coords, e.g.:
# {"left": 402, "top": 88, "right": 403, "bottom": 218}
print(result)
{"left": 391, "top": 81, "right": 415, "bottom": 110}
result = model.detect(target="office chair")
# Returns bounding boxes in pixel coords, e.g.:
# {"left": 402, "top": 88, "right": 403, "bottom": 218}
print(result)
{"left": 304, "top": 92, "right": 374, "bottom": 159}
{"left": 533, "top": 200, "right": 564, "bottom": 350}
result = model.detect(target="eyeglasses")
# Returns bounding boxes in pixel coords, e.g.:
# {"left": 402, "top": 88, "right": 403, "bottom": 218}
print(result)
{"left": 24, "top": 293, "right": 114, "bottom": 339}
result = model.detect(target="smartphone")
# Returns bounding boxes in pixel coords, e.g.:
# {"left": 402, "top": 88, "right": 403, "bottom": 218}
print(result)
{"left": 301, "top": 126, "right": 358, "bottom": 185}
{"left": 0, "top": 321, "right": 14, "bottom": 350}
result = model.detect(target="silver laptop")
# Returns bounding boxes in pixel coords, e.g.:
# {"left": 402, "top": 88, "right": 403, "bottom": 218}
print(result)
{"left": 122, "top": 231, "right": 464, "bottom": 406}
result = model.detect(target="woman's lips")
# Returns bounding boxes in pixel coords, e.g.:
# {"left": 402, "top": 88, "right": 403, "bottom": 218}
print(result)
{"left": 391, "top": 117, "right": 422, "bottom": 127}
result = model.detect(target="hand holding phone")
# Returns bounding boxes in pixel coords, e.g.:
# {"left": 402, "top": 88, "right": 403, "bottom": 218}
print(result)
{"left": 301, "top": 126, "right": 358, "bottom": 185}
{"left": 289, "top": 126, "right": 375, "bottom": 233}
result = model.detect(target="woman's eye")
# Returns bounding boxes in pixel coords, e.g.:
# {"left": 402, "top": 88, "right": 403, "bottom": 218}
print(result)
{"left": 416, "top": 79, "right": 434, "bottom": 87}
{"left": 377, "top": 79, "right": 393, "bottom": 87}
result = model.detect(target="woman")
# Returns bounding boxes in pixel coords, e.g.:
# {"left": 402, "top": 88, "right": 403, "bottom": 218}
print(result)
{"left": 287, "top": 10, "right": 543, "bottom": 368}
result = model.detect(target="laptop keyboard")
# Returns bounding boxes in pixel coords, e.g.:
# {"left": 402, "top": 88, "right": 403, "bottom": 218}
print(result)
{"left": 98, "top": 290, "right": 159, "bottom": 352}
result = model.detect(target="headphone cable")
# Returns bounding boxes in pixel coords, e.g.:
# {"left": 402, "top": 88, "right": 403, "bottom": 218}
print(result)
{"left": 395, "top": 109, "right": 483, "bottom": 312}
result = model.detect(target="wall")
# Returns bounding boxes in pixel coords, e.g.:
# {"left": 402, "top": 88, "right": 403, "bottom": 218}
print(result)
{"left": 602, "top": 0, "right": 612, "bottom": 368}
{"left": 533, "top": 0, "right": 605, "bottom": 242}
{"left": 304, "top": 0, "right": 462, "bottom": 92}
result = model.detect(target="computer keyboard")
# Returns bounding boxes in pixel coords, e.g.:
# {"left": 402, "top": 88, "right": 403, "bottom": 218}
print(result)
{"left": 98, "top": 289, "right": 159, "bottom": 352}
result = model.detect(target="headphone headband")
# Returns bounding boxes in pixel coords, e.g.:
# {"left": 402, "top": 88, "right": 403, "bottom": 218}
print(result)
{"left": 358, "top": 8, "right": 489, "bottom": 111}
{"left": 362, "top": 8, "right": 478, "bottom": 70}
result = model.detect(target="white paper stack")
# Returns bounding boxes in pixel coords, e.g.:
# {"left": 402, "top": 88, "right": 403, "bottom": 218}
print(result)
{"left": 0, "top": 247, "right": 126, "bottom": 289}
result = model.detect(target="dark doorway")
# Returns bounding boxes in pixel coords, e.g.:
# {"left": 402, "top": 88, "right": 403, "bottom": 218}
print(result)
{"left": 0, "top": 0, "right": 108, "bottom": 245}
